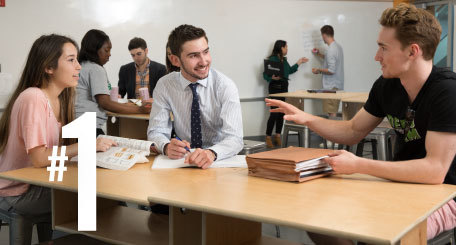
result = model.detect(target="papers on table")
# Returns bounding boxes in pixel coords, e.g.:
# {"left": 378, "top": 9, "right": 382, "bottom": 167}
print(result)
{"left": 295, "top": 156, "right": 329, "bottom": 171}
{"left": 246, "top": 147, "right": 334, "bottom": 182}
{"left": 117, "top": 98, "right": 142, "bottom": 106}
{"left": 151, "top": 153, "right": 247, "bottom": 169}
{"left": 129, "top": 99, "right": 142, "bottom": 106}
{"left": 96, "top": 135, "right": 154, "bottom": 170}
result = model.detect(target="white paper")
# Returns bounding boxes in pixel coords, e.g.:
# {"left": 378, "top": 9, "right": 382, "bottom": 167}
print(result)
{"left": 151, "top": 153, "right": 247, "bottom": 169}
{"left": 95, "top": 135, "right": 154, "bottom": 170}
{"left": 295, "top": 156, "right": 331, "bottom": 172}
{"left": 129, "top": 99, "right": 142, "bottom": 106}
{"left": 117, "top": 98, "right": 128, "bottom": 104}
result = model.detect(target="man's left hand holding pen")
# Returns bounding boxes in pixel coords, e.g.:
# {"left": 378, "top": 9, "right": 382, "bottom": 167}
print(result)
{"left": 163, "top": 137, "right": 216, "bottom": 169}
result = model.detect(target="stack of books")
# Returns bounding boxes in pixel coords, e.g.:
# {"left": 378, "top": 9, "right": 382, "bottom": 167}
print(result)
{"left": 246, "top": 147, "right": 335, "bottom": 182}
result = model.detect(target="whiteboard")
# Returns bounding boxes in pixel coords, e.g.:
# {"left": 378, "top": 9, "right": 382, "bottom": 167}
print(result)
{"left": 0, "top": 0, "right": 390, "bottom": 100}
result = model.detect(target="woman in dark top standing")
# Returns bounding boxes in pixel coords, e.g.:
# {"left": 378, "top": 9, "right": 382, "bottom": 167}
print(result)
{"left": 263, "top": 40, "right": 308, "bottom": 148}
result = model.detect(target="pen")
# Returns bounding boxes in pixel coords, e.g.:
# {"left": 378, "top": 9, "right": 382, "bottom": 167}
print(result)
{"left": 175, "top": 136, "right": 191, "bottom": 153}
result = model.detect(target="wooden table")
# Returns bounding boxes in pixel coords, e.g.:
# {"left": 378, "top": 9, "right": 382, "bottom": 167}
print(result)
{"left": 270, "top": 90, "right": 367, "bottom": 101}
{"left": 106, "top": 112, "right": 149, "bottom": 140}
{"left": 341, "top": 93, "right": 369, "bottom": 120}
{"left": 0, "top": 160, "right": 455, "bottom": 245}
{"left": 269, "top": 90, "right": 368, "bottom": 118}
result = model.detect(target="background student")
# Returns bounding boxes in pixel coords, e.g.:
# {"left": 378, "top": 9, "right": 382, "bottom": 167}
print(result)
{"left": 166, "top": 42, "right": 180, "bottom": 74}
{"left": 0, "top": 34, "right": 115, "bottom": 244}
{"left": 118, "top": 37, "right": 166, "bottom": 100}
{"left": 312, "top": 25, "right": 345, "bottom": 119}
{"left": 75, "top": 29, "right": 151, "bottom": 136}
{"left": 263, "top": 40, "right": 308, "bottom": 148}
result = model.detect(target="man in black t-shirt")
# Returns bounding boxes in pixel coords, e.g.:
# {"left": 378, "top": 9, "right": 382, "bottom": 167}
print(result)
{"left": 266, "top": 4, "right": 456, "bottom": 244}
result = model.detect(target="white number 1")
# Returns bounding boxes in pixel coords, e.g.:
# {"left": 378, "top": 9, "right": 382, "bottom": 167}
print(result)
{"left": 62, "top": 112, "right": 96, "bottom": 231}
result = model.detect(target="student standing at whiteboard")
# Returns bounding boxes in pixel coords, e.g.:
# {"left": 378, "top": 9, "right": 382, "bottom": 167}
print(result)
{"left": 263, "top": 40, "right": 308, "bottom": 148}
{"left": 312, "top": 25, "right": 344, "bottom": 119}
{"left": 75, "top": 29, "right": 151, "bottom": 136}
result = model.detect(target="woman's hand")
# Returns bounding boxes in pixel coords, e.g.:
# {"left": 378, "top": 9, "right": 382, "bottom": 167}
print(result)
{"left": 271, "top": 75, "right": 281, "bottom": 80}
{"left": 138, "top": 105, "right": 151, "bottom": 114}
{"left": 96, "top": 137, "right": 117, "bottom": 152}
{"left": 297, "top": 57, "right": 309, "bottom": 65}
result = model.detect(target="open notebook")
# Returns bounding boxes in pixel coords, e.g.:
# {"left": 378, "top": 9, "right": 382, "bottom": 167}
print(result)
{"left": 151, "top": 152, "right": 247, "bottom": 169}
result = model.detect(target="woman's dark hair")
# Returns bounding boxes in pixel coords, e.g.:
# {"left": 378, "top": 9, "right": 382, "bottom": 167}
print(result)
{"left": 270, "top": 40, "right": 287, "bottom": 60}
{"left": 0, "top": 34, "right": 78, "bottom": 153}
{"left": 79, "top": 29, "right": 110, "bottom": 65}
{"left": 165, "top": 42, "right": 180, "bottom": 73}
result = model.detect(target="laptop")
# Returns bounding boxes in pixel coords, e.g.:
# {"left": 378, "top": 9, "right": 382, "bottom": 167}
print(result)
{"left": 264, "top": 59, "right": 284, "bottom": 77}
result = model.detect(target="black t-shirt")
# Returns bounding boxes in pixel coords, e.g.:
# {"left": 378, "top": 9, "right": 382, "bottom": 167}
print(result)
{"left": 364, "top": 66, "right": 456, "bottom": 185}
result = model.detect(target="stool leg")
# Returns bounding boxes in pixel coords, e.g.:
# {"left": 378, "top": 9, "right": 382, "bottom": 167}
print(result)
{"left": 297, "top": 131, "right": 303, "bottom": 147}
{"left": 371, "top": 140, "right": 378, "bottom": 160}
{"left": 282, "top": 129, "right": 289, "bottom": 148}
{"left": 356, "top": 140, "right": 365, "bottom": 157}
{"left": 377, "top": 136, "right": 388, "bottom": 161}
{"left": 387, "top": 137, "right": 393, "bottom": 161}
{"left": 304, "top": 127, "right": 310, "bottom": 148}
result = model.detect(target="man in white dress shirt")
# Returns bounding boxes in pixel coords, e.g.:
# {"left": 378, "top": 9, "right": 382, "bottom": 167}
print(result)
{"left": 147, "top": 24, "right": 243, "bottom": 169}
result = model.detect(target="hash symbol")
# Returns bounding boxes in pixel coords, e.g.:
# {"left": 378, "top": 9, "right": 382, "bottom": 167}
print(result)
{"left": 47, "top": 146, "right": 68, "bottom": 182}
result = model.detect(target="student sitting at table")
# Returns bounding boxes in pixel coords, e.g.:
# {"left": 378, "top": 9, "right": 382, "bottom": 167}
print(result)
{"left": 148, "top": 24, "right": 243, "bottom": 169}
{"left": 0, "top": 34, "right": 116, "bottom": 244}
{"left": 166, "top": 41, "right": 180, "bottom": 74}
{"left": 267, "top": 4, "right": 456, "bottom": 244}
{"left": 118, "top": 37, "right": 166, "bottom": 100}
{"left": 75, "top": 29, "right": 151, "bottom": 136}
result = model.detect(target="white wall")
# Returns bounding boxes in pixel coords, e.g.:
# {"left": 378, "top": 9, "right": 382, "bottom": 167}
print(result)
{"left": 0, "top": 0, "right": 390, "bottom": 136}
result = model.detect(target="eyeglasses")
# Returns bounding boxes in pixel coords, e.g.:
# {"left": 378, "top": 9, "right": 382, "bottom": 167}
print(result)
{"left": 404, "top": 106, "right": 415, "bottom": 136}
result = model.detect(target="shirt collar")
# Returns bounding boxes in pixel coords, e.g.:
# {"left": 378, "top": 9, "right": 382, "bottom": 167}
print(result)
{"left": 134, "top": 58, "right": 150, "bottom": 70}
{"left": 178, "top": 70, "right": 209, "bottom": 90}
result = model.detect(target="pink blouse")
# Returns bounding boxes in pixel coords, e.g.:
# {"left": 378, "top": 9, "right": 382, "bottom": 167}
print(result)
{"left": 0, "top": 87, "right": 61, "bottom": 196}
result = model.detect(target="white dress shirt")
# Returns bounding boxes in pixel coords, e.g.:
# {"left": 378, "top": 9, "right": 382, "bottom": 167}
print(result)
{"left": 147, "top": 68, "right": 243, "bottom": 161}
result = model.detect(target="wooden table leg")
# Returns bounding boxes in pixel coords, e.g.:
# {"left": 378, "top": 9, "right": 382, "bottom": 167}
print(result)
{"left": 170, "top": 207, "right": 261, "bottom": 245}
{"left": 399, "top": 220, "right": 426, "bottom": 245}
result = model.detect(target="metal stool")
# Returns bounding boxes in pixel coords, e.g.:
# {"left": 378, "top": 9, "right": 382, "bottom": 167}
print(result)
{"left": 428, "top": 228, "right": 455, "bottom": 245}
{"left": 281, "top": 121, "right": 312, "bottom": 148}
{"left": 239, "top": 140, "right": 267, "bottom": 155}
{"left": 356, "top": 127, "right": 395, "bottom": 160}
